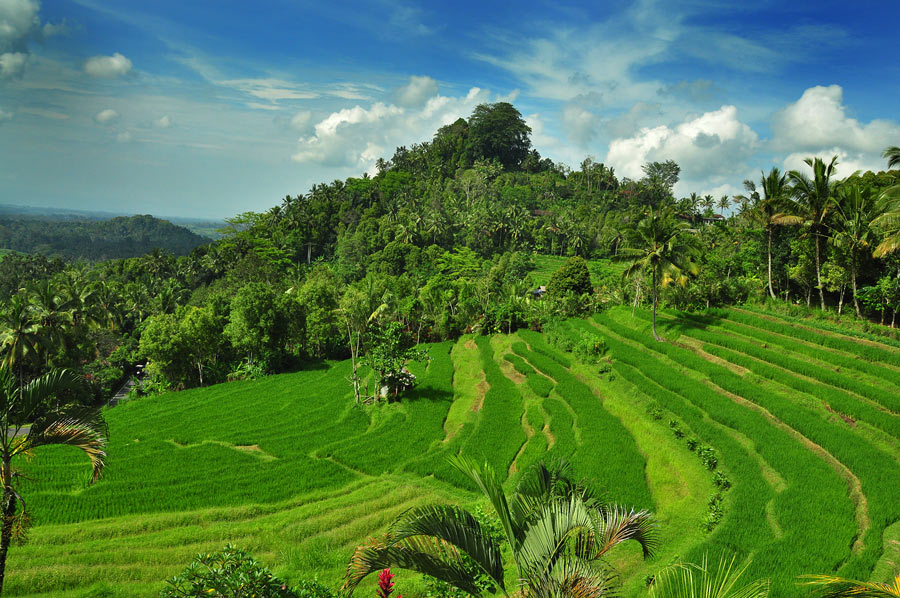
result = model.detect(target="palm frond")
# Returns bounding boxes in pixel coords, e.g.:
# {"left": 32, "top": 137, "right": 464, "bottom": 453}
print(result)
{"left": 18, "top": 368, "right": 82, "bottom": 422}
{"left": 449, "top": 455, "right": 519, "bottom": 552}
{"left": 650, "top": 554, "right": 768, "bottom": 598}
{"left": 390, "top": 504, "right": 505, "bottom": 589}
{"left": 802, "top": 571, "right": 900, "bottom": 598}
{"left": 343, "top": 534, "right": 487, "bottom": 597}
{"left": 587, "top": 506, "right": 658, "bottom": 560}
{"left": 25, "top": 407, "right": 107, "bottom": 482}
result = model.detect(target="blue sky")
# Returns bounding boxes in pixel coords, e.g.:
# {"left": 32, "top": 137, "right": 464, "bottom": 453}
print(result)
{"left": 1, "top": 0, "right": 899, "bottom": 218}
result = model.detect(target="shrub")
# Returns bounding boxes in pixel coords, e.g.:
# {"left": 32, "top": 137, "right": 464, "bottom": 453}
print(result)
{"left": 160, "top": 544, "right": 299, "bottom": 598}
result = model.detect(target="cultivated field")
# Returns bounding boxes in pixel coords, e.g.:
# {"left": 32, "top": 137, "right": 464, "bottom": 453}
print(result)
{"left": 13, "top": 307, "right": 900, "bottom": 597}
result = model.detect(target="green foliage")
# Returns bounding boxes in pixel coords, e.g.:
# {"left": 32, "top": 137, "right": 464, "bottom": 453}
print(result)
{"left": 466, "top": 102, "right": 532, "bottom": 170}
{"left": 547, "top": 256, "right": 592, "bottom": 298}
{"left": 365, "top": 321, "right": 428, "bottom": 401}
{"left": 160, "top": 545, "right": 300, "bottom": 598}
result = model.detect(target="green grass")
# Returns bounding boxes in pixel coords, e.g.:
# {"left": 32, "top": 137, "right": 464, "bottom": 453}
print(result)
{"left": 13, "top": 308, "right": 900, "bottom": 597}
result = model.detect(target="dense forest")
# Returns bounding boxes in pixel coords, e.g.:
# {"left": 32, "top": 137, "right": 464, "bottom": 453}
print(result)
{"left": 1, "top": 102, "right": 899, "bottom": 401}
{"left": 0, "top": 214, "right": 210, "bottom": 261}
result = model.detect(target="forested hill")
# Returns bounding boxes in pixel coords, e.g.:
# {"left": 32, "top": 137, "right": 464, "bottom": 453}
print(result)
{"left": 0, "top": 214, "right": 211, "bottom": 260}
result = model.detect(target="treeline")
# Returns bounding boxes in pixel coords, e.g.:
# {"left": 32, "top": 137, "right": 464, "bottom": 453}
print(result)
{"left": 0, "top": 102, "right": 898, "bottom": 398}
{"left": 0, "top": 214, "right": 210, "bottom": 260}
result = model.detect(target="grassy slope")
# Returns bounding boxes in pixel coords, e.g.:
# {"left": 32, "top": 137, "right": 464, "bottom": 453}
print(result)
{"left": 12, "top": 308, "right": 900, "bottom": 597}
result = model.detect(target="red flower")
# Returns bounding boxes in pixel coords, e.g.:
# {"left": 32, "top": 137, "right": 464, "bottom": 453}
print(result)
{"left": 377, "top": 568, "right": 396, "bottom": 598}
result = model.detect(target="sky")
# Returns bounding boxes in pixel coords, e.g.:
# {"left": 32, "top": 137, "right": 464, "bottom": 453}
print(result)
{"left": 1, "top": 0, "right": 899, "bottom": 219}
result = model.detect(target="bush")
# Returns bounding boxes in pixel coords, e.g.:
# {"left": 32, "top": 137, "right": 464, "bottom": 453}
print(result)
{"left": 160, "top": 544, "right": 299, "bottom": 598}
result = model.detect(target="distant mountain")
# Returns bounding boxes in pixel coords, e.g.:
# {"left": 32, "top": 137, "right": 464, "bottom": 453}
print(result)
{"left": 0, "top": 214, "right": 212, "bottom": 260}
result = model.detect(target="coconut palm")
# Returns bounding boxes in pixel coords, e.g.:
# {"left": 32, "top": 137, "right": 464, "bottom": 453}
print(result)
{"left": 802, "top": 570, "right": 900, "bottom": 598}
{"left": 0, "top": 296, "right": 43, "bottom": 389}
{"left": 784, "top": 156, "right": 840, "bottom": 310}
{"left": 884, "top": 146, "right": 900, "bottom": 170}
{"left": 619, "top": 206, "right": 698, "bottom": 341}
{"left": 649, "top": 554, "right": 769, "bottom": 598}
{"left": 0, "top": 365, "right": 107, "bottom": 594}
{"left": 738, "top": 168, "right": 791, "bottom": 299}
{"left": 343, "top": 458, "right": 657, "bottom": 598}
{"left": 830, "top": 184, "right": 887, "bottom": 317}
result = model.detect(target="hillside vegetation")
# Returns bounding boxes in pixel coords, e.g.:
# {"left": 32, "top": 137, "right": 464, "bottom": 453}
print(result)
{"left": 0, "top": 214, "right": 210, "bottom": 260}
{"left": 13, "top": 307, "right": 900, "bottom": 597}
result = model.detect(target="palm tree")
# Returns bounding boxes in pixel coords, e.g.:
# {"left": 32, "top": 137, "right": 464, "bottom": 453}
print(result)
{"left": 884, "top": 146, "right": 900, "bottom": 169}
{"left": 738, "top": 168, "right": 791, "bottom": 300}
{"left": 0, "top": 295, "right": 42, "bottom": 389}
{"left": 344, "top": 458, "right": 657, "bottom": 598}
{"left": 802, "top": 570, "right": 899, "bottom": 598}
{"left": 649, "top": 554, "right": 769, "bottom": 598}
{"left": 784, "top": 156, "right": 840, "bottom": 310}
{"left": 830, "top": 184, "right": 886, "bottom": 317}
{"left": 717, "top": 195, "right": 731, "bottom": 215}
{"left": 619, "top": 206, "right": 698, "bottom": 341}
{"left": 0, "top": 366, "right": 107, "bottom": 594}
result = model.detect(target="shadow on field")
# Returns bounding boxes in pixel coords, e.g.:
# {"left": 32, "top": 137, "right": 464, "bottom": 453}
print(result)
{"left": 409, "top": 385, "right": 453, "bottom": 404}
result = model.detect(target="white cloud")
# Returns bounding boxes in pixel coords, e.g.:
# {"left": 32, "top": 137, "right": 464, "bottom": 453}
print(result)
{"left": 289, "top": 110, "right": 312, "bottom": 132}
{"left": 94, "top": 108, "right": 119, "bottom": 124}
{"left": 153, "top": 114, "right": 172, "bottom": 129}
{"left": 84, "top": 52, "right": 132, "bottom": 78}
{"left": 773, "top": 85, "right": 900, "bottom": 155}
{"left": 18, "top": 106, "right": 67, "bottom": 119}
{"left": 0, "top": 0, "right": 39, "bottom": 50}
{"left": 782, "top": 149, "right": 884, "bottom": 180}
{"left": 0, "top": 50, "right": 24, "bottom": 77}
{"left": 292, "top": 87, "right": 491, "bottom": 168}
{"left": 218, "top": 77, "right": 318, "bottom": 101}
{"left": 605, "top": 105, "right": 759, "bottom": 190}
{"left": 393, "top": 75, "right": 438, "bottom": 108}
{"left": 0, "top": 106, "right": 12, "bottom": 122}
{"left": 116, "top": 130, "right": 132, "bottom": 143}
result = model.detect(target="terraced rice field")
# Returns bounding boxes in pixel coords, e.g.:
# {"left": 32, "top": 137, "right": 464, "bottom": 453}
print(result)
{"left": 13, "top": 308, "right": 900, "bottom": 597}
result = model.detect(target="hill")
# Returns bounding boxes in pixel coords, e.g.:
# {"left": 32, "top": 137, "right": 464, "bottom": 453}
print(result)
{"left": 14, "top": 307, "right": 900, "bottom": 597}
{"left": 0, "top": 214, "right": 211, "bottom": 260}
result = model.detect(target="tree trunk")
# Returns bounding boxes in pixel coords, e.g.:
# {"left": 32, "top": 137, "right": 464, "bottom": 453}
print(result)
{"left": 851, "top": 261, "right": 862, "bottom": 318}
{"left": 815, "top": 233, "right": 825, "bottom": 310}
{"left": 838, "top": 286, "right": 844, "bottom": 315}
{"left": 652, "top": 270, "right": 661, "bottom": 342}
{"left": 767, "top": 228, "right": 776, "bottom": 300}
{"left": 0, "top": 457, "right": 16, "bottom": 596}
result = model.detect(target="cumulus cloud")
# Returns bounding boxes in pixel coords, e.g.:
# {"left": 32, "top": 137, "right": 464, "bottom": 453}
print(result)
{"left": 153, "top": 114, "right": 172, "bottom": 129}
{"left": 94, "top": 108, "right": 119, "bottom": 124}
{"left": 393, "top": 75, "right": 438, "bottom": 108}
{"left": 0, "top": 0, "right": 39, "bottom": 49}
{"left": 782, "top": 148, "right": 884, "bottom": 180}
{"left": 605, "top": 105, "right": 759, "bottom": 187}
{"left": 0, "top": 50, "right": 24, "bottom": 77}
{"left": 115, "top": 130, "right": 132, "bottom": 143}
{"left": 84, "top": 52, "right": 132, "bottom": 78}
{"left": 292, "top": 87, "right": 491, "bottom": 169}
{"left": 772, "top": 85, "right": 900, "bottom": 156}
{"left": 0, "top": 106, "right": 12, "bottom": 122}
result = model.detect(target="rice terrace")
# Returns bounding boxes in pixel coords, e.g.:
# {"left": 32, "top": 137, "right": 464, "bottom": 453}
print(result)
{"left": 11, "top": 305, "right": 900, "bottom": 597}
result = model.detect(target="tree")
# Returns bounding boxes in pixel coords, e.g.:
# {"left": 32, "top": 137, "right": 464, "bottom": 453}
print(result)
{"left": 344, "top": 458, "right": 657, "bottom": 598}
{"left": 829, "top": 183, "right": 885, "bottom": 317}
{"left": 738, "top": 168, "right": 791, "bottom": 299}
{"left": 885, "top": 146, "right": 900, "bottom": 169}
{"left": 0, "top": 295, "right": 42, "bottom": 389}
{"left": 467, "top": 103, "right": 532, "bottom": 171}
{"left": 649, "top": 554, "right": 769, "bottom": 598}
{"left": 803, "top": 570, "right": 900, "bottom": 598}
{"left": 547, "top": 256, "right": 592, "bottom": 298}
{"left": 0, "top": 366, "right": 107, "bottom": 595}
{"left": 365, "top": 321, "right": 427, "bottom": 401}
{"left": 785, "top": 156, "right": 840, "bottom": 310}
{"left": 224, "top": 283, "right": 286, "bottom": 367}
{"left": 620, "top": 207, "right": 698, "bottom": 341}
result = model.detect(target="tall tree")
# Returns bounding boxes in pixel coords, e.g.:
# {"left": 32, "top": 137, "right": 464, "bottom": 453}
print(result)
{"left": 620, "top": 206, "right": 698, "bottom": 341}
{"left": 0, "top": 366, "right": 107, "bottom": 595}
{"left": 739, "top": 168, "right": 791, "bottom": 299}
{"left": 830, "top": 184, "right": 885, "bottom": 317}
{"left": 785, "top": 156, "right": 840, "bottom": 310}
{"left": 344, "top": 458, "right": 656, "bottom": 598}
{"left": 466, "top": 103, "right": 532, "bottom": 171}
